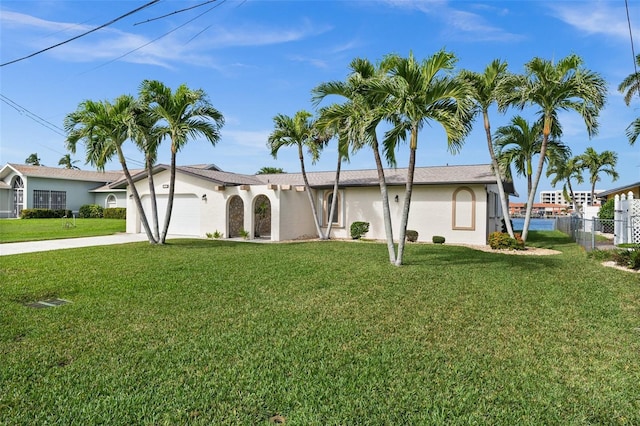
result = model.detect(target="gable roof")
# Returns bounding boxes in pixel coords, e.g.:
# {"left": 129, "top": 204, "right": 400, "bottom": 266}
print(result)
{"left": 110, "top": 163, "right": 516, "bottom": 195}
{"left": 0, "top": 163, "right": 124, "bottom": 183}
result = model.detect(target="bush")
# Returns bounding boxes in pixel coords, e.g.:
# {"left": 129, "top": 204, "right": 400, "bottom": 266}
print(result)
{"left": 406, "top": 230, "right": 418, "bottom": 242}
{"left": 79, "top": 204, "right": 104, "bottom": 218}
{"left": 103, "top": 208, "right": 126, "bottom": 219}
{"left": 350, "top": 221, "right": 370, "bottom": 239}
{"left": 598, "top": 198, "right": 614, "bottom": 220}
{"left": 432, "top": 235, "right": 445, "bottom": 244}
{"left": 488, "top": 232, "right": 525, "bottom": 250}
{"left": 611, "top": 246, "right": 640, "bottom": 270}
{"left": 20, "top": 209, "right": 71, "bottom": 219}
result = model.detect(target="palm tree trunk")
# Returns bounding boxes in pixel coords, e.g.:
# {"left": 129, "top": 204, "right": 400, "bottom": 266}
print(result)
{"left": 395, "top": 130, "right": 418, "bottom": 266}
{"left": 146, "top": 155, "right": 160, "bottom": 241}
{"left": 483, "top": 112, "right": 514, "bottom": 238}
{"left": 325, "top": 154, "right": 341, "bottom": 238}
{"left": 299, "top": 144, "right": 326, "bottom": 239}
{"left": 117, "top": 146, "right": 157, "bottom": 244}
{"left": 372, "top": 137, "right": 396, "bottom": 264}
{"left": 522, "top": 135, "right": 549, "bottom": 242}
{"left": 160, "top": 148, "right": 177, "bottom": 244}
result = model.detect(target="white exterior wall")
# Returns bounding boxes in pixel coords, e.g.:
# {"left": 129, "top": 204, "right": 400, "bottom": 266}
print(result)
{"left": 323, "top": 184, "right": 489, "bottom": 245}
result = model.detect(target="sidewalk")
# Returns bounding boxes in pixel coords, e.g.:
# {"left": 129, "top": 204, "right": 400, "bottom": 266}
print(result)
{"left": 0, "top": 233, "right": 171, "bottom": 256}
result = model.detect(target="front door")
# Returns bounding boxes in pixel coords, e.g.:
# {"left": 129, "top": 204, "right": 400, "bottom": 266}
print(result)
{"left": 12, "top": 177, "right": 24, "bottom": 218}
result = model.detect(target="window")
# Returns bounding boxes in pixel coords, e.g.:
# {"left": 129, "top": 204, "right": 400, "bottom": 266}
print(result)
{"left": 324, "top": 191, "right": 341, "bottom": 226}
{"left": 33, "top": 190, "right": 66, "bottom": 210}
{"left": 106, "top": 194, "right": 117, "bottom": 208}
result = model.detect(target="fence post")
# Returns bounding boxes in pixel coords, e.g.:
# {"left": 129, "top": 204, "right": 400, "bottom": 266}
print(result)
{"left": 614, "top": 194, "right": 621, "bottom": 245}
{"left": 591, "top": 217, "right": 596, "bottom": 251}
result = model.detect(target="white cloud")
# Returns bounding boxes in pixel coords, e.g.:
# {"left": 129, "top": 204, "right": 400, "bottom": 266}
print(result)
{"left": 548, "top": 2, "right": 639, "bottom": 40}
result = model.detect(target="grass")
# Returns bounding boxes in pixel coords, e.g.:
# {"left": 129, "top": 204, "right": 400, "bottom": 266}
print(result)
{"left": 1, "top": 232, "right": 639, "bottom": 424}
{"left": 0, "top": 218, "right": 126, "bottom": 243}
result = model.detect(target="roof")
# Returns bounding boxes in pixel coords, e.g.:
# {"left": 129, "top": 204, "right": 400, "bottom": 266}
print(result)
{"left": 256, "top": 163, "right": 516, "bottom": 193}
{"left": 596, "top": 181, "right": 640, "bottom": 198}
{"left": 110, "top": 163, "right": 516, "bottom": 194}
{"left": 0, "top": 163, "right": 124, "bottom": 184}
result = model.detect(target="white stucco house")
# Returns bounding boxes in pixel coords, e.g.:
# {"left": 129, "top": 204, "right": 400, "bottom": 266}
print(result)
{"left": 0, "top": 163, "right": 127, "bottom": 218}
{"left": 113, "top": 163, "right": 515, "bottom": 245}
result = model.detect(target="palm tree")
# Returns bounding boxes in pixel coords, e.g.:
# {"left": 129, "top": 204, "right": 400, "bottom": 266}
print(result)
{"left": 618, "top": 53, "right": 640, "bottom": 145}
{"left": 312, "top": 57, "right": 397, "bottom": 263}
{"left": 64, "top": 95, "right": 157, "bottom": 243}
{"left": 268, "top": 110, "right": 329, "bottom": 239}
{"left": 58, "top": 154, "right": 80, "bottom": 170}
{"left": 494, "top": 116, "right": 569, "bottom": 200}
{"left": 461, "top": 59, "right": 515, "bottom": 238}
{"left": 256, "top": 167, "right": 285, "bottom": 174}
{"left": 377, "top": 51, "right": 474, "bottom": 266}
{"left": 25, "top": 153, "right": 42, "bottom": 166}
{"left": 579, "top": 147, "right": 619, "bottom": 205}
{"left": 140, "top": 80, "right": 224, "bottom": 244}
{"left": 546, "top": 152, "right": 583, "bottom": 212}
{"left": 129, "top": 101, "right": 163, "bottom": 241}
{"left": 501, "top": 54, "right": 607, "bottom": 241}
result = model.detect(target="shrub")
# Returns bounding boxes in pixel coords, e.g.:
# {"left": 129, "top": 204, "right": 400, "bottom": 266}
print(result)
{"left": 207, "top": 230, "right": 223, "bottom": 239}
{"left": 598, "top": 198, "right": 614, "bottom": 220}
{"left": 488, "top": 232, "right": 525, "bottom": 250}
{"left": 611, "top": 246, "right": 640, "bottom": 270}
{"left": 20, "top": 209, "right": 71, "bottom": 219}
{"left": 432, "top": 235, "right": 445, "bottom": 244}
{"left": 103, "top": 208, "right": 126, "bottom": 219}
{"left": 239, "top": 228, "right": 249, "bottom": 239}
{"left": 350, "top": 221, "right": 370, "bottom": 239}
{"left": 79, "top": 204, "right": 104, "bottom": 218}
{"left": 406, "top": 230, "right": 418, "bottom": 242}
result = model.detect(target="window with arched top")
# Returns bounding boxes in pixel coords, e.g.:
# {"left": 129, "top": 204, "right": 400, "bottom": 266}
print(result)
{"left": 106, "top": 194, "right": 117, "bottom": 208}
{"left": 452, "top": 187, "right": 476, "bottom": 230}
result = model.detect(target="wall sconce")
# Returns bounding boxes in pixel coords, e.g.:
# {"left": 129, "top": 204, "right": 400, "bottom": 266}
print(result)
{"left": 394, "top": 194, "right": 399, "bottom": 202}
{"left": 129, "top": 194, "right": 133, "bottom": 199}
{"left": 201, "top": 194, "right": 207, "bottom": 201}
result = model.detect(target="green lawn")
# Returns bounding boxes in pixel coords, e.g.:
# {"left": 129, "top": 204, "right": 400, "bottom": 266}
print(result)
{"left": 0, "top": 218, "right": 126, "bottom": 243}
{"left": 1, "top": 232, "right": 638, "bottom": 424}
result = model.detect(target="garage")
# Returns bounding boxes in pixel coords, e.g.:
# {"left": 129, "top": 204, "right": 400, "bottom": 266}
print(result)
{"left": 141, "top": 194, "right": 200, "bottom": 236}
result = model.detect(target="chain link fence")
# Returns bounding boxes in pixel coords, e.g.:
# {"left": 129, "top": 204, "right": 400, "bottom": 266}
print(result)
{"left": 556, "top": 216, "right": 635, "bottom": 251}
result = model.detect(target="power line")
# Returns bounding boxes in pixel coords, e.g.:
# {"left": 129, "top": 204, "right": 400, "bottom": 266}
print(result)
{"left": 0, "top": 94, "right": 66, "bottom": 137}
{"left": 624, "top": 0, "right": 639, "bottom": 101}
{"left": 134, "top": 0, "right": 219, "bottom": 26}
{"left": 0, "top": 0, "right": 161, "bottom": 67}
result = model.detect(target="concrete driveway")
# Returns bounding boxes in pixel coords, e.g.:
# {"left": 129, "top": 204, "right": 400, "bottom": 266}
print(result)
{"left": 0, "top": 234, "right": 193, "bottom": 256}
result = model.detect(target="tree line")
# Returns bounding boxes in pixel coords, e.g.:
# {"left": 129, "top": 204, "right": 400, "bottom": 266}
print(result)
{"left": 60, "top": 52, "right": 639, "bottom": 265}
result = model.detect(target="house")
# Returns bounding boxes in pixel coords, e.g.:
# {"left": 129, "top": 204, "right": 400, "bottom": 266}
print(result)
{"left": 596, "top": 181, "right": 640, "bottom": 203}
{"left": 0, "top": 163, "right": 127, "bottom": 218}
{"left": 112, "top": 163, "right": 515, "bottom": 245}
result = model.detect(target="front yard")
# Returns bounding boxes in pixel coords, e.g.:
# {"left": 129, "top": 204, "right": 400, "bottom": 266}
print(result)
{"left": 1, "top": 233, "right": 638, "bottom": 424}
{"left": 0, "top": 218, "right": 126, "bottom": 243}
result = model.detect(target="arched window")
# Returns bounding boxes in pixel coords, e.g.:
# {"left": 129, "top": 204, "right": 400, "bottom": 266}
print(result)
{"left": 106, "top": 194, "right": 117, "bottom": 208}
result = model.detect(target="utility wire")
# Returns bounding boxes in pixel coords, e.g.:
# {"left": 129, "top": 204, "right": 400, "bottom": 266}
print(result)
{"left": 0, "top": 94, "right": 66, "bottom": 137}
{"left": 134, "top": 0, "right": 219, "bottom": 25}
{"left": 624, "top": 0, "right": 639, "bottom": 102}
{"left": 0, "top": 0, "right": 161, "bottom": 67}
{"left": 81, "top": 1, "right": 222, "bottom": 74}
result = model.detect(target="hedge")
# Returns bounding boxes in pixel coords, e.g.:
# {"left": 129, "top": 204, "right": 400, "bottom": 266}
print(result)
{"left": 20, "top": 209, "right": 72, "bottom": 219}
{"left": 103, "top": 208, "right": 126, "bottom": 219}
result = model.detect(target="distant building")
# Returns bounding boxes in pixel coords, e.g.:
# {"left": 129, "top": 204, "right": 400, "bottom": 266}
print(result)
{"left": 539, "top": 190, "right": 602, "bottom": 207}
{"left": 509, "top": 202, "right": 568, "bottom": 218}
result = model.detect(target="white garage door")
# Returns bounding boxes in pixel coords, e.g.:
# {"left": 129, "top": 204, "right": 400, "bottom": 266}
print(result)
{"left": 141, "top": 194, "right": 200, "bottom": 236}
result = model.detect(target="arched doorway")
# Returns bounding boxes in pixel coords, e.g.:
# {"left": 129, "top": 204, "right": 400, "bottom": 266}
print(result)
{"left": 253, "top": 195, "right": 271, "bottom": 239}
{"left": 12, "top": 176, "right": 24, "bottom": 218}
{"left": 228, "top": 195, "right": 244, "bottom": 238}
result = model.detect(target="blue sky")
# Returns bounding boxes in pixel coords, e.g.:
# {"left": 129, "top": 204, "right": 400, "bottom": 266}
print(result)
{"left": 1, "top": 0, "right": 638, "bottom": 202}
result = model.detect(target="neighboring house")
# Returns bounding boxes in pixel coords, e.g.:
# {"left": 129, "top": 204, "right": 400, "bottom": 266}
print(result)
{"left": 112, "top": 163, "right": 515, "bottom": 245}
{"left": 596, "top": 181, "right": 640, "bottom": 203}
{"left": 0, "top": 163, "right": 126, "bottom": 218}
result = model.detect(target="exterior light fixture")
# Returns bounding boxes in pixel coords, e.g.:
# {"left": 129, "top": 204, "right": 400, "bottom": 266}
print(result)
{"left": 394, "top": 195, "right": 399, "bottom": 202}
{"left": 202, "top": 194, "right": 207, "bottom": 201}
